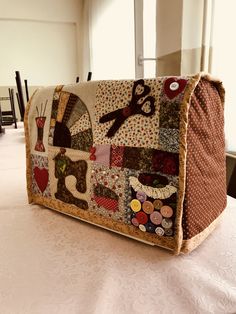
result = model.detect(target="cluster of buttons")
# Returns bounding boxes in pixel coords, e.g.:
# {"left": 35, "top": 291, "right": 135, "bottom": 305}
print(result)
{"left": 130, "top": 191, "right": 174, "bottom": 236}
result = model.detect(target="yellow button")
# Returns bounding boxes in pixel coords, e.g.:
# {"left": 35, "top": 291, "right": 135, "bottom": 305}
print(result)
{"left": 130, "top": 199, "right": 141, "bottom": 212}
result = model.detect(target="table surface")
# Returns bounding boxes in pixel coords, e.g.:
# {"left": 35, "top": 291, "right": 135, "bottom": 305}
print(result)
{"left": 0, "top": 125, "right": 236, "bottom": 314}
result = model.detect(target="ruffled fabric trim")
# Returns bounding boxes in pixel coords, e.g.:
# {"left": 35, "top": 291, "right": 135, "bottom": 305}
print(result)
{"left": 129, "top": 176, "right": 177, "bottom": 199}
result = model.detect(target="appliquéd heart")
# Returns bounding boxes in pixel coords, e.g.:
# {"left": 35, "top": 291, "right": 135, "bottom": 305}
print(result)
{"left": 164, "top": 78, "right": 187, "bottom": 99}
{"left": 33, "top": 167, "right": 49, "bottom": 193}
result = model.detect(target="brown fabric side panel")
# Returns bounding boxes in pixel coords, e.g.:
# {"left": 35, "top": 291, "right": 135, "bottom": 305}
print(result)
{"left": 183, "top": 78, "right": 227, "bottom": 240}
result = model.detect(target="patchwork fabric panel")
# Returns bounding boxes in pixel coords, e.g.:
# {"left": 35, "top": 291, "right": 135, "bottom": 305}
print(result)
{"left": 49, "top": 90, "right": 93, "bottom": 152}
{"left": 25, "top": 74, "right": 226, "bottom": 254}
{"left": 89, "top": 164, "right": 128, "bottom": 222}
{"left": 94, "top": 79, "right": 163, "bottom": 149}
{"left": 126, "top": 170, "right": 178, "bottom": 237}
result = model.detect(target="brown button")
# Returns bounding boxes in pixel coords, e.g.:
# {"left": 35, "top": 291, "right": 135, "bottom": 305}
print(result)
{"left": 142, "top": 201, "right": 154, "bottom": 214}
{"left": 160, "top": 205, "right": 173, "bottom": 218}
{"left": 153, "top": 199, "right": 163, "bottom": 210}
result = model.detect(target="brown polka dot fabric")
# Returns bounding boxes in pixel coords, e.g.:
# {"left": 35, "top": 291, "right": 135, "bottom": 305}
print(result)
{"left": 182, "top": 78, "right": 227, "bottom": 240}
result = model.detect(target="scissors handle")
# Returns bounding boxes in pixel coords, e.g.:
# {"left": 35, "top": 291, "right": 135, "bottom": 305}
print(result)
{"left": 132, "top": 79, "right": 150, "bottom": 100}
{"left": 138, "top": 95, "right": 155, "bottom": 117}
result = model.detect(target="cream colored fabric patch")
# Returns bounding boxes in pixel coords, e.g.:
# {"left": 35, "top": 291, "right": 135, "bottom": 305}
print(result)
{"left": 28, "top": 87, "right": 54, "bottom": 156}
{"left": 69, "top": 112, "right": 91, "bottom": 135}
{"left": 63, "top": 81, "right": 99, "bottom": 129}
{"left": 93, "top": 79, "right": 163, "bottom": 149}
{"left": 56, "top": 91, "right": 70, "bottom": 122}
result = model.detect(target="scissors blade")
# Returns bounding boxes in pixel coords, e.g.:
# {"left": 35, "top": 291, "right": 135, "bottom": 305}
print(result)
{"left": 106, "top": 115, "right": 126, "bottom": 138}
{"left": 99, "top": 108, "right": 123, "bottom": 123}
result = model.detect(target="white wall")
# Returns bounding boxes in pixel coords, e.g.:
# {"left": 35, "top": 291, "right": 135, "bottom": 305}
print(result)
{"left": 156, "top": 0, "right": 183, "bottom": 58}
{"left": 211, "top": 0, "right": 236, "bottom": 152}
{"left": 0, "top": 0, "right": 83, "bottom": 86}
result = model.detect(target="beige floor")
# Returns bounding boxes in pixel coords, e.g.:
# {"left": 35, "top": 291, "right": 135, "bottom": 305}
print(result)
{"left": 0, "top": 124, "right": 236, "bottom": 314}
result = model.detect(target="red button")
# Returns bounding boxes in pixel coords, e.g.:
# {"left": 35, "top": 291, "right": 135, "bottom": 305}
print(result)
{"left": 90, "top": 154, "right": 96, "bottom": 161}
{"left": 89, "top": 146, "right": 96, "bottom": 154}
{"left": 136, "top": 211, "right": 148, "bottom": 225}
{"left": 131, "top": 217, "right": 139, "bottom": 227}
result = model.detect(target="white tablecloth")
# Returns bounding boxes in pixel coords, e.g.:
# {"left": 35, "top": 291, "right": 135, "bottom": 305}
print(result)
{"left": 0, "top": 125, "right": 236, "bottom": 314}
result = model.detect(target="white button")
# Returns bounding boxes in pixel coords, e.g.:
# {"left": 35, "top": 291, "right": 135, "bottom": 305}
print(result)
{"left": 139, "top": 224, "right": 146, "bottom": 232}
{"left": 155, "top": 227, "right": 164, "bottom": 236}
{"left": 170, "top": 82, "right": 179, "bottom": 91}
{"left": 161, "top": 218, "right": 173, "bottom": 229}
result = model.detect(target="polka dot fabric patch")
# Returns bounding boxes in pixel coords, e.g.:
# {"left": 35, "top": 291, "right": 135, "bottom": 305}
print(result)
{"left": 183, "top": 78, "right": 226, "bottom": 239}
{"left": 94, "top": 79, "right": 164, "bottom": 149}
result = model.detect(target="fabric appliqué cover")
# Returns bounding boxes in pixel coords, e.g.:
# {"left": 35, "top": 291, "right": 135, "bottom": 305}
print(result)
{"left": 24, "top": 74, "right": 226, "bottom": 254}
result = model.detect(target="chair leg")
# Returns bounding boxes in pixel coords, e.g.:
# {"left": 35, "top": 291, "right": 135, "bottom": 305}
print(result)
{"left": 87, "top": 72, "right": 92, "bottom": 81}
{"left": 15, "top": 71, "right": 25, "bottom": 121}
{"left": 9, "top": 88, "right": 17, "bottom": 128}
{"left": 24, "top": 79, "right": 29, "bottom": 102}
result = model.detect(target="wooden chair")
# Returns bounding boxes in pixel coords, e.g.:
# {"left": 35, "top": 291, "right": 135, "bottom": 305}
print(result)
{"left": 0, "top": 88, "right": 17, "bottom": 128}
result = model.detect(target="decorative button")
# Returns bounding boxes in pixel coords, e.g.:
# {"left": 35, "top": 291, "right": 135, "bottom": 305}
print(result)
{"left": 160, "top": 205, "right": 173, "bottom": 218}
{"left": 89, "top": 146, "right": 96, "bottom": 154}
{"left": 136, "top": 190, "right": 147, "bottom": 203}
{"left": 89, "top": 154, "right": 96, "bottom": 161}
{"left": 131, "top": 217, "right": 139, "bottom": 227}
{"left": 165, "top": 228, "right": 173, "bottom": 236}
{"left": 142, "top": 201, "right": 154, "bottom": 214}
{"left": 130, "top": 199, "right": 141, "bottom": 212}
{"left": 139, "top": 224, "right": 146, "bottom": 232}
{"left": 169, "top": 81, "right": 179, "bottom": 91}
{"left": 145, "top": 222, "right": 156, "bottom": 233}
{"left": 155, "top": 227, "right": 165, "bottom": 236}
{"left": 150, "top": 211, "right": 162, "bottom": 225}
{"left": 136, "top": 211, "right": 148, "bottom": 225}
{"left": 161, "top": 218, "right": 173, "bottom": 229}
{"left": 153, "top": 199, "right": 163, "bottom": 210}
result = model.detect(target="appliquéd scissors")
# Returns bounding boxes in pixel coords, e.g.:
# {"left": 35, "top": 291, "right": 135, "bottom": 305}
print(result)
{"left": 99, "top": 79, "right": 155, "bottom": 138}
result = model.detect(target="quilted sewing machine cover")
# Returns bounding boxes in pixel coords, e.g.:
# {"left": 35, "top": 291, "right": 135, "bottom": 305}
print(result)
{"left": 24, "top": 73, "right": 226, "bottom": 254}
